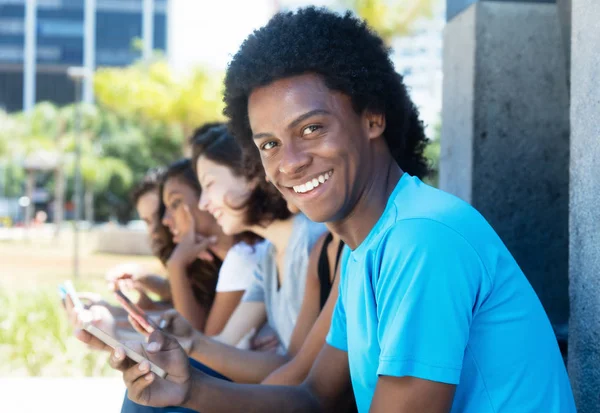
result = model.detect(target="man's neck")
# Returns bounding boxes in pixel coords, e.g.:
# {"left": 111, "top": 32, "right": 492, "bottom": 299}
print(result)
{"left": 328, "top": 153, "right": 402, "bottom": 250}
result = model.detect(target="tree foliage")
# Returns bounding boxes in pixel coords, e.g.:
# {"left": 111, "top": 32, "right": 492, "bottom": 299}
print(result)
{"left": 0, "top": 57, "right": 226, "bottom": 222}
{"left": 93, "top": 59, "right": 225, "bottom": 136}
{"left": 344, "top": 0, "right": 436, "bottom": 45}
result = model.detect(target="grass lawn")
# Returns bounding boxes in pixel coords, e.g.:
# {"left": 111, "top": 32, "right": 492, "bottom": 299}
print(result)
{"left": 0, "top": 229, "right": 162, "bottom": 377}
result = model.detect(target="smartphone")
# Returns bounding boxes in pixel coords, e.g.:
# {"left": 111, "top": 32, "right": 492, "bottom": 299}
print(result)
{"left": 82, "top": 319, "right": 167, "bottom": 378}
{"left": 114, "top": 289, "right": 160, "bottom": 334}
{"left": 62, "top": 280, "right": 85, "bottom": 311}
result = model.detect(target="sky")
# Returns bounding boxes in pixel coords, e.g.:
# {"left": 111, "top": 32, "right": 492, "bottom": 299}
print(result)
{"left": 167, "top": 0, "right": 336, "bottom": 72}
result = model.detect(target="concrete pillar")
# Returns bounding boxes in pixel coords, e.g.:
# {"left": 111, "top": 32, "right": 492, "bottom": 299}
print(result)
{"left": 567, "top": 0, "right": 600, "bottom": 410}
{"left": 441, "top": 2, "right": 570, "bottom": 329}
{"left": 556, "top": 0, "right": 571, "bottom": 79}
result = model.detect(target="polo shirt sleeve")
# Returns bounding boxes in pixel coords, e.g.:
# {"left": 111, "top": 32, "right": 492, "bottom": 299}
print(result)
{"left": 326, "top": 249, "right": 350, "bottom": 352}
{"left": 375, "top": 219, "right": 488, "bottom": 385}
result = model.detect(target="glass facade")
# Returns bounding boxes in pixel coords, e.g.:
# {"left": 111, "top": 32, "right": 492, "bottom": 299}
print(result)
{"left": 0, "top": 0, "right": 168, "bottom": 110}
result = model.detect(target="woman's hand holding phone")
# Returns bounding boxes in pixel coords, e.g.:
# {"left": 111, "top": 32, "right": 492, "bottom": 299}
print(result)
{"left": 113, "top": 289, "right": 160, "bottom": 335}
{"left": 64, "top": 293, "right": 119, "bottom": 352}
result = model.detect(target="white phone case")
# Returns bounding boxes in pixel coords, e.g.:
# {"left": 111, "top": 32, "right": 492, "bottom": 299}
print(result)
{"left": 83, "top": 322, "right": 167, "bottom": 378}
{"left": 63, "top": 280, "right": 85, "bottom": 311}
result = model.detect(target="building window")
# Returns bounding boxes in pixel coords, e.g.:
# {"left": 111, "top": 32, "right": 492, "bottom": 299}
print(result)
{"left": 38, "top": 19, "right": 84, "bottom": 38}
{"left": 0, "top": 18, "right": 24, "bottom": 35}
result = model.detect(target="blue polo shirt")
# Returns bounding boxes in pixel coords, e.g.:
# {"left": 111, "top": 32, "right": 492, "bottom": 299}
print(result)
{"left": 326, "top": 174, "right": 575, "bottom": 413}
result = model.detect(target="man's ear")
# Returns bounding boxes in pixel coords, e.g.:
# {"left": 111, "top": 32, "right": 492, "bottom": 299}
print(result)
{"left": 364, "top": 110, "right": 386, "bottom": 141}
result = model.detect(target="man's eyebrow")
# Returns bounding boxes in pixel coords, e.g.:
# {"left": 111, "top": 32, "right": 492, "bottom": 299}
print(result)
{"left": 252, "top": 109, "right": 331, "bottom": 140}
{"left": 287, "top": 109, "right": 330, "bottom": 130}
{"left": 253, "top": 132, "right": 273, "bottom": 140}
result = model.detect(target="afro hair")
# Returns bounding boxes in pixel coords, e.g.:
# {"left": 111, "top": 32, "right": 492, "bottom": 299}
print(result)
{"left": 224, "top": 6, "right": 430, "bottom": 179}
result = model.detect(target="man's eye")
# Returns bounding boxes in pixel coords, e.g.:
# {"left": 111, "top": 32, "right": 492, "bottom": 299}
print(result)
{"left": 302, "top": 125, "right": 321, "bottom": 136}
{"left": 261, "top": 141, "right": 278, "bottom": 150}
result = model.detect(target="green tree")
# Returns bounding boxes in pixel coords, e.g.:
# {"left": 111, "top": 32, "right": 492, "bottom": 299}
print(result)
{"left": 62, "top": 132, "right": 133, "bottom": 223}
{"left": 93, "top": 60, "right": 224, "bottom": 137}
{"left": 0, "top": 109, "right": 27, "bottom": 158}
{"left": 91, "top": 59, "right": 226, "bottom": 220}
{"left": 344, "top": 0, "right": 436, "bottom": 45}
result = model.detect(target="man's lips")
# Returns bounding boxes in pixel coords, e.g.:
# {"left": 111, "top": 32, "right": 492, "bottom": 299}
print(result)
{"left": 285, "top": 170, "right": 333, "bottom": 194}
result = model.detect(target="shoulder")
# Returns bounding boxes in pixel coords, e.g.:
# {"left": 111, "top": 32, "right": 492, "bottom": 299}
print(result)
{"left": 226, "top": 241, "right": 268, "bottom": 266}
{"left": 368, "top": 218, "right": 492, "bottom": 297}
{"left": 376, "top": 218, "right": 478, "bottom": 262}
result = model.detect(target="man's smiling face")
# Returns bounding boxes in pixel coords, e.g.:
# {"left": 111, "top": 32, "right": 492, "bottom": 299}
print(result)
{"left": 248, "top": 73, "right": 383, "bottom": 223}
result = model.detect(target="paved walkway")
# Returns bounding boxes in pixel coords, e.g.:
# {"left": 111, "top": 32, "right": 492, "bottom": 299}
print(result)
{"left": 0, "top": 378, "right": 125, "bottom": 412}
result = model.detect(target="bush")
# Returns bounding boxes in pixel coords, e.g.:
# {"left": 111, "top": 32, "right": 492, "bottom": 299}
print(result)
{"left": 0, "top": 286, "right": 118, "bottom": 377}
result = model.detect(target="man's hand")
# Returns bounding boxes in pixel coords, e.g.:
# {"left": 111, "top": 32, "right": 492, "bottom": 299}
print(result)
{"left": 109, "top": 330, "right": 193, "bottom": 407}
{"left": 156, "top": 309, "right": 199, "bottom": 354}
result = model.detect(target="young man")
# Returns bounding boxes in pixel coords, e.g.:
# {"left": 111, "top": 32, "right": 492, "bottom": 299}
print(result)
{"left": 104, "top": 7, "right": 576, "bottom": 413}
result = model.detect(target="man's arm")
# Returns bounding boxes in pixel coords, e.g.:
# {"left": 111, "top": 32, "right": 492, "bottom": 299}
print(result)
{"left": 369, "top": 376, "right": 455, "bottom": 413}
{"left": 114, "top": 330, "right": 353, "bottom": 413}
{"left": 184, "top": 344, "right": 352, "bottom": 413}
{"left": 189, "top": 328, "right": 290, "bottom": 383}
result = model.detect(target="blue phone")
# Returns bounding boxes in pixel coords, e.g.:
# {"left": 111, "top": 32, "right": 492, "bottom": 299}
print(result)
{"left": 58, "top": 284, "right": 67, "bottom": 300}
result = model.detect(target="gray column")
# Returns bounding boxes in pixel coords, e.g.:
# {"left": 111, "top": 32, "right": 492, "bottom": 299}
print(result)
{"left": 441, "top": 2, "right": 571, "bottom": 328}
{"left": 568, "top": 0, "right": 600, "bottom": 410}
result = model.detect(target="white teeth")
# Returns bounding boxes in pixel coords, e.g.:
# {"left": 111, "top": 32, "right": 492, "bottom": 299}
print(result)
{"left": 292, "top": 170, "right": 333, "bottom": 194}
